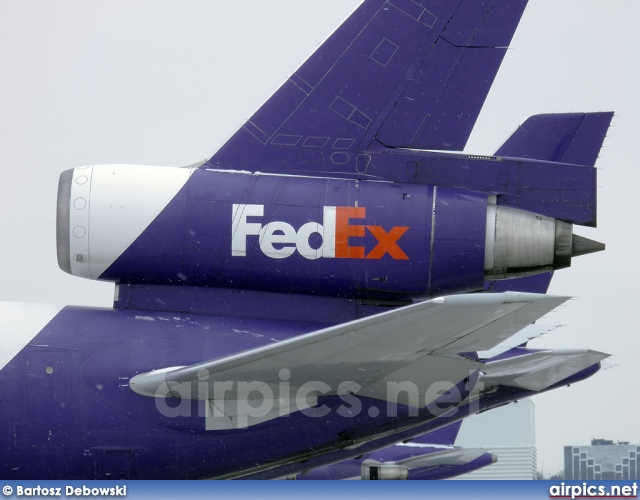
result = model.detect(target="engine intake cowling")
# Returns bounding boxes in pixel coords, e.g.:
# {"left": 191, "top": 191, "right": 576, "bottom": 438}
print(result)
{"left": 56, "top": 165, "right": 193, "bottom": 279}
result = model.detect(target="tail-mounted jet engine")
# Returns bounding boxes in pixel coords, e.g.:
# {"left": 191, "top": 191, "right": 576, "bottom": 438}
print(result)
{"left": 56, "top": 165, "right": 604, "bottom": 300}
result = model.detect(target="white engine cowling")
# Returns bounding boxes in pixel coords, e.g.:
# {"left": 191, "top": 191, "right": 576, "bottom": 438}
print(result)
{"left": 361, "top": 461, "right": 408, "bottom": 480}
{"left": 56, "top": 164, "right": 193, "bottom": 279}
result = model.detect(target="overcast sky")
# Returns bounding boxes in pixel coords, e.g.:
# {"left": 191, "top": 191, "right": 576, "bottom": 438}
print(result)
{"left": 0, "top": 0, "right": 638, "bottom": 476}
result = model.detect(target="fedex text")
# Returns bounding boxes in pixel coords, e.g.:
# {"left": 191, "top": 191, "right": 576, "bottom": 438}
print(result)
{"left": 231, "top": 204, "right": 409, "bottom": 260}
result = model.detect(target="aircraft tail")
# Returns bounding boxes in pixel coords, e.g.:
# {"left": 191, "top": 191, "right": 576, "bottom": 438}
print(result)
{"left": 495, "top": 112, "right": 614, "bottom": 167}
{"left": 206, "top": 0, "right": 529, "bottom": 171}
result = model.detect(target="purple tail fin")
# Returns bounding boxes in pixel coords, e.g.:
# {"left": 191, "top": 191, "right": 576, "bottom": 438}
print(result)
{"left": 206, "top": 0, "right": 529, "bottom": 171}
{"left": 495, "top": 112, "right": 614, "bottom": 167}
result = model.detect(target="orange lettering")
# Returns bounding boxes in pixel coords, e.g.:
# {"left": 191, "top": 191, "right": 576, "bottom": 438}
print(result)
{"left": 365, "top": 226, "right": 409, "bottom": 260}
{"left": 335, "top": 207, "right": 366, "bottom": 258}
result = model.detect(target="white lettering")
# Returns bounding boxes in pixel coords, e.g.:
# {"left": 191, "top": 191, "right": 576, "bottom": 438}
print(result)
{"left": 17, "top": 486, "right": 62, "bottom": 497}
{"left": 258, "top": 221, "right": 297, "bottom": 258}
{"left": 336, "top": 381, "right": 362, "bottom": 417}
{"left": 211, "top": 381, "right": 234, "bottom": 417}
{"left": 296, "top": 222, "right": 324, "bottom": 260}
{"left": 64, "top": 485, "right": 126, "bottom": 496}
{"left": 298, "top": 381, "right": 331, "bottom": 417}
{"left": 232, "top": 204, "right": 332, "bottom": 260}
{"left": 231, "top": 204, "right": 399, "bottom": 261}
{"left": 425, "top": 381, "right": 461, "bottom": 417}
{"left": 386, "top": 381, "right": 419, "bottom": 417}
{"left": 322, "top": 206, "right": 337, "bottom": 258}
{"left": 231, "top": 203, "right": 263, "bottom": 256}
{"left": 236, "top": 381, "right": 276, "bottom": 428}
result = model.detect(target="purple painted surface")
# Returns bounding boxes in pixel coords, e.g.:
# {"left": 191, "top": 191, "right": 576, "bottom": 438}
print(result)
{"left": 408, "top": 453, "right": 496, "bottom": 480}
{"left": 366, "top": 150, "right": 600, "bottom": 227}
{"left": 207, "top": 0, "right": 528, "bottom": 170}
{"left": 377, "top": 42, "right": 506, "bottom": 150}
{"left": 430, "top": 187, "right": 486, "bottom": 296}
{"left": 296, "top": 420, "right": 467, "bottom": 480}
{"left": 114, "top": 284, "right": 396, "bottom": 324}
{"left": 192, "top": 0, "right": 605, "bottom": 229}
{"left": 244, "top": 363, "right": 601, "bottom": 480}
{"left": 1, "top": 0, "right": 613, "bottom": 482}
{"left": 486, "top": 272, "right": 553, "bottom": 294}
{"left": 495, "top": 112, "right": 614, "bottom": 167}
{"left": 0, "top": 306, "right": 476, "bottom": 479}
{"left": 441, "top": 0, "right": 528, "bottom": 47}
{"left": 295, "top": 273, "right": 554, "bottom": 481}
{"left": 0, "top": 302, "right": 602, "bottom": 480}
{"left": 217, "top": 148, "right": 600, "bottom": 227}
{"left": 297, "top": 445, "right": 495, "bottom": 481}
{"left": 102, "top": 171, "right": 488, "bottom": 299}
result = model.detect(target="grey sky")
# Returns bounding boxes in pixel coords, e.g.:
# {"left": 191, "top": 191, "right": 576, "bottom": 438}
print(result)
{"left": 0, "top": 0, "right": 638, "bottom": 476}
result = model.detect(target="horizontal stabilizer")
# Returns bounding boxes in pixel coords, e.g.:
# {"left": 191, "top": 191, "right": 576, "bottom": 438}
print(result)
{"left": 495, "top": 112, "right": 614, "bottom": 167}
{"left": 130, "top": 292, "right": 566, "bottom": 428}
{"left": 481, "top": 349, "right": 609, "bottom": 391}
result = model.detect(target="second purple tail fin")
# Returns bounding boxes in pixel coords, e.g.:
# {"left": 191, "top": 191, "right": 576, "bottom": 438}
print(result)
{"left": 495, "top": 112, "right": 614, "bottom": 167}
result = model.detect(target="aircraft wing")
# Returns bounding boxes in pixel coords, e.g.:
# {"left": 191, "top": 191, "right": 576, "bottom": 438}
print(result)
{"left": 130, "top": 292, "right": 567, "bottom": 429}
{"left": 394, "top": 447, "right": 494, "bottom": 469}
{"left": 476, "top": 323, "right": 561, "bottom": 359}
{"left": 480, "top": 349, "right": 609, "bottom": 391}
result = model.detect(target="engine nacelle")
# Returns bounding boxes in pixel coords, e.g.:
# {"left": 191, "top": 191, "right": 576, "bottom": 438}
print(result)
{"left": 486, "top": 204, "right": 571, "bottom": 279}
{"left": 361, "top": 461, "right": 408, "bottom": 480}
{"left": 56, "top": 164, "right": 193, "bottom": 279}
{"left": 56, "top": 165, "right": 603, "bottom": 300}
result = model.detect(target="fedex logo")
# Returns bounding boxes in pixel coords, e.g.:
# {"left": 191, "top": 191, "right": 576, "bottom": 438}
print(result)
{"left": 232, "top": 204, "right": 409, "bottom": 260}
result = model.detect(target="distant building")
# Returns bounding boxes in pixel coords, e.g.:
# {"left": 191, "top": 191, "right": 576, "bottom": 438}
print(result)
{"left": 564, "top": 439, "right": 640, "bottom": 480}
{"left": 452, "top": 400, "right": 537, "bottom": 480}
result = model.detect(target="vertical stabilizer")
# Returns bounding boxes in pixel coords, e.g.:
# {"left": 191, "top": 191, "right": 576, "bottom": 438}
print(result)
{"left": 207, "top": 0, "right": 529, "bottom": 172}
